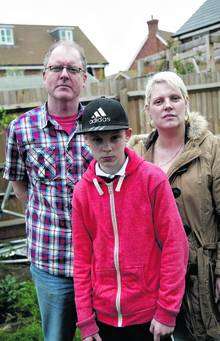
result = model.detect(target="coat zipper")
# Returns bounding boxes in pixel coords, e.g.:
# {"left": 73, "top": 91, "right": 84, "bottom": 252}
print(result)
{"left": 107, "top": 183, "right": 123, "bottom": 327}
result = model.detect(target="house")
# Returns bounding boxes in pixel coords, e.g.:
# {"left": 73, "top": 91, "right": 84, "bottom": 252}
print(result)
{"left": 128, "top": 17, "right": 173, "bottom": 75}
{"left": 172, "top": 0, "right": 220, "bottom": 72}
{"left": 0, "top": 24, "right": 108, "bottom": 80}
{"left": 106, "top": 70, "right": 132, "bottom": 81}
{"left": 174, "top": 0, "right": 220, "bottom": 41}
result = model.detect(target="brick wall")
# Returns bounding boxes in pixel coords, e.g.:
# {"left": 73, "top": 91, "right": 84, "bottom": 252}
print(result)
{"left": 130, "top": 19, "right": 167, "bottom": 71}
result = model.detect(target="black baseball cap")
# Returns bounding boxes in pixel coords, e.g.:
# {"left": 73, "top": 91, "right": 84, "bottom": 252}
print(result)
{"left": 76, "top": 97, "right": 129, "bottom": 134}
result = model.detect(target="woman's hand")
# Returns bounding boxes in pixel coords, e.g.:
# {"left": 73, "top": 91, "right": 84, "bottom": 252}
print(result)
{"left": 84, "top": 333, "right": 102, "bottom": 341}
{"left": 150, "top": 318, "right": 174, "bottom": 341}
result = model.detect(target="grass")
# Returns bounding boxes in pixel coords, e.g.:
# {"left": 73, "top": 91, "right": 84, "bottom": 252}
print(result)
{"left": 0, "top": 274, "right": 82, "bottom": 340}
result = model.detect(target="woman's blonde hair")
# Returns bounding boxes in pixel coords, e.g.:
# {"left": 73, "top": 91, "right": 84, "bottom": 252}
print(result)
{"left": 144, "top": 71, "right": 189, "bottom": 108}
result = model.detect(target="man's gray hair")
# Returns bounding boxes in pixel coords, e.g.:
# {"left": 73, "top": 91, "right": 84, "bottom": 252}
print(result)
{"left": 43, "top": 40, "right": 87, "bottom": 71}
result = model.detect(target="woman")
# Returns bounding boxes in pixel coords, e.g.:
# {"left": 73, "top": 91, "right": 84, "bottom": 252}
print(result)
{"left": 129, "top": 71, "right": 220, "bottom": 341}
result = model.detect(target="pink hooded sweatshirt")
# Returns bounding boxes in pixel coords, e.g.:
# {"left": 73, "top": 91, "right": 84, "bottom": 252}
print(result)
{"left": 72, "top": 147, "right": 189, "bottom": 339}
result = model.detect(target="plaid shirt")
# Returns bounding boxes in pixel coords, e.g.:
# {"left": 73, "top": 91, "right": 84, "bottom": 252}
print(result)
{"left": 4, "top": 104, "right": 92, "bottom": 277}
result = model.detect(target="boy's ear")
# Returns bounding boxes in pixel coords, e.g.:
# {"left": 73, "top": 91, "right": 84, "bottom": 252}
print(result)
{"left": 125, "top": 128, "right": 132, "bottom": 141}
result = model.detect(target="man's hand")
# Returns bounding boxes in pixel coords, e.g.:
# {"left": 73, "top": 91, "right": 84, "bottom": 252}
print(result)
{"left": 84, "top": 333, "right": 102, "bottom": 341}
{"left": 150, "top": 318, "right": 174, "bottom": 341}
{"left": 215, "top": 277, "right": 220, "bottom": 303}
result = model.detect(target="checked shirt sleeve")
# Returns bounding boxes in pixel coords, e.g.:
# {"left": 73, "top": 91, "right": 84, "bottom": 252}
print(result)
{"left": 3, "top": 120, "right": 27, "bottom": 181}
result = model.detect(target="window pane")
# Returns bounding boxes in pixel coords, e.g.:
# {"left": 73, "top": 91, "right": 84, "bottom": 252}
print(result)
{"left": 0, "top": 28, "right": 13, "bottom": 44}
{"left": 60, "top": 30, "right": 65, "bottom": 39}
{"left": 66, "top": 30, "right": 73, "bottom": 41}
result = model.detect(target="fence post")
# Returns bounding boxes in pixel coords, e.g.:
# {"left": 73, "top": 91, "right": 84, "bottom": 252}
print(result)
{"left": 205, "top": 34, "right": 215, "bottom": 72}
{"left": 119, "top": 88, "right": 128, "bottom": 112}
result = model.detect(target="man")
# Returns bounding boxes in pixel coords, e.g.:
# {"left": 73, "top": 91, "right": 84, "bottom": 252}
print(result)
{"left": 3, "top": 41, "right": 92, "bottom": 341}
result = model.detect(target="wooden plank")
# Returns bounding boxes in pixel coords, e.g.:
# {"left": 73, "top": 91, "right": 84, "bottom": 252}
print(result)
{"left": 80, "top": 95, "right": 116, "bottom": 103}
{"left": 127, "top": 98, "right": 141, "bottom": 135}
{"left": 3, "top": 102, "right": 42, "bottom": 110}
{"left": 173, "top": 50, "right": 198, "bottom": 60}
{"left": 138, "top": 98, "right": 146, "bottom": 134}
{"left": 0, "top": 218, "right": 25, "bottom": 228}
{"left": 206, "top": 91, "right": 213, "bottom": 131}
{"left": 196, "top": 91, "right": 202, "bottom": 115}
{"left": 210, "top": 35, "right": 220, "bottom": 44}
{"left": 212, "top": 90, "right": 219, "bottom": 133}
{"left": 127, "top": 90, "right": 145, "bottom": 98}
{"left": 0, "top": 219, "right": 25, "bottom": 241}
{"left": 0, "top": 225, "right": 26, "bottom": 240}
{"left": 218, "top": 89, "right": 220, "bottom": 120}
{"left": 189, "top": 92, "right": 196, "bottom": 112}
{"left": 187, "top": 82, "right": 220, "bottom": 91}
{"left": 143, "top": 51, "right": 166, "bottom": 63}
{"left": 172, "top": 37, "right": 205, "bottom": 53}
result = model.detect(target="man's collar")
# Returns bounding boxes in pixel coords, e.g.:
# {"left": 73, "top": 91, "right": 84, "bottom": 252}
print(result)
{"left": 39, "top": 102, "right": 83, "bottom": 129}
{"left": 39, "top": 103, "right": 48, "bottom": 129}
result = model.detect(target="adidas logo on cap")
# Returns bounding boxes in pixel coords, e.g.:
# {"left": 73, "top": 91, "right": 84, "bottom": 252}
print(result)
{"left": 76, "top": 97, "right": 129, "bottom": 134}
{"left": 89, "top": 107, "right": 111, "bottom": 125}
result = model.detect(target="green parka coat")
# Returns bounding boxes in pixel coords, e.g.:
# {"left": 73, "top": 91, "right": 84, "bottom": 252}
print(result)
{"left": 129, "top": 112, "right": 220, "bottom": 340}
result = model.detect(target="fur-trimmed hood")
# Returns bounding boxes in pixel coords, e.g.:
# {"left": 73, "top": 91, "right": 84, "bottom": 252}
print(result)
{"left": 186, "top": 112, "right": 208, "bottom": 139}
{"left": 128, "top": 112, "right": 209, "bottom": 149}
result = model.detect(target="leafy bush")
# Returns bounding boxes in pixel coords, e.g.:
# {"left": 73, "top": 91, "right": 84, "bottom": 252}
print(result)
{"left": 15, "top": 280, "right": 41, "bottom": 322}
{"left": 0, "top": 322, "right": 43, "bottom": 341}
{"left": 0, "top": 275, "right": 21, "bottom": 324}
{"left": 0, "top": 275, "right": 41, "bottom": 324}
{"left": 173, "top": 59, "right": 195, "bottom": 75}
{"left": 0, "top": 275, "right": 81, "bottom": 340}
{"left": 0, "top": 275, "right": 42, "bottom": 339}
{"left": 0, "top": 107, "right": 18, "bottom": 130}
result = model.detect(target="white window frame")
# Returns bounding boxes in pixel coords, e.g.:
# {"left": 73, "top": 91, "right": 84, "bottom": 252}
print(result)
{"left": 0, "top": 28, "right": 14, "bottom": 45}
{"left": 59, "top": 29, "right": 73, "bottom": 41}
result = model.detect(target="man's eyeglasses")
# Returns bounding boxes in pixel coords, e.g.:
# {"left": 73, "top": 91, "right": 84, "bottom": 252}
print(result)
{"left": 45, "top": 65, "right": 85, "bottom": 75}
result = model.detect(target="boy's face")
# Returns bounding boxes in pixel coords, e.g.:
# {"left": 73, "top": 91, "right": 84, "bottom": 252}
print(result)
{"left": 85, "top": 129, "right": 132, "bottom": 175}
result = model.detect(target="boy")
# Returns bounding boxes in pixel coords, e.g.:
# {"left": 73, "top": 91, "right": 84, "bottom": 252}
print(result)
{"left": 72, "top": 97, "right": 189, "bottom": 341}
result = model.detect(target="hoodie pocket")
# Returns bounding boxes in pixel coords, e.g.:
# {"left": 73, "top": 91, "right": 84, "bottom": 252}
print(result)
{"left": 121, "top": 266, "right": 156, "bottom": 314}
{"left": 92, "top": 268, "right": 117, "bottom": 315}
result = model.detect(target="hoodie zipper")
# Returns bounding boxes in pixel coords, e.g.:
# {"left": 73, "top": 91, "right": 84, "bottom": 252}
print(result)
{"left": 107, "top": 182, "right": 123, "bottom": 327}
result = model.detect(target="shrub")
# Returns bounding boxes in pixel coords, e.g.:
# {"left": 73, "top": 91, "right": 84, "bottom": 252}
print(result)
{"left": 0, "top": 107, "right": 18, "bottom": 130}
{"left": 173, "top": 59, "right": 195, "bottom": 75}
{"left": 0, "top": 275, "right": 43, "bottom": 339}
{"left": 0, "top": 322, "right": 43, "bottom": 341}
{"left": 0, "top": 275, "right": 81, "bottom": 340}
{"left": 0, "top": 275, "right": 21, "bottom": 324}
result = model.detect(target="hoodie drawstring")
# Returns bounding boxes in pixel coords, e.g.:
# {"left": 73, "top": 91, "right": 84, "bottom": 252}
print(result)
{"left": 115, "top": 175, "right": 125, "bottom": 192}
{"left": 93, "top": 178, "right": 104, "bottom": 196}
{"left": 93, "top": 175, "right": 125, "bottom": 195}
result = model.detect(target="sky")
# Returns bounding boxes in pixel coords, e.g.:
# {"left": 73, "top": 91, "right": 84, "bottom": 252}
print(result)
{"left": 0, "top": 0, "right": 205, "bottom": 75}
